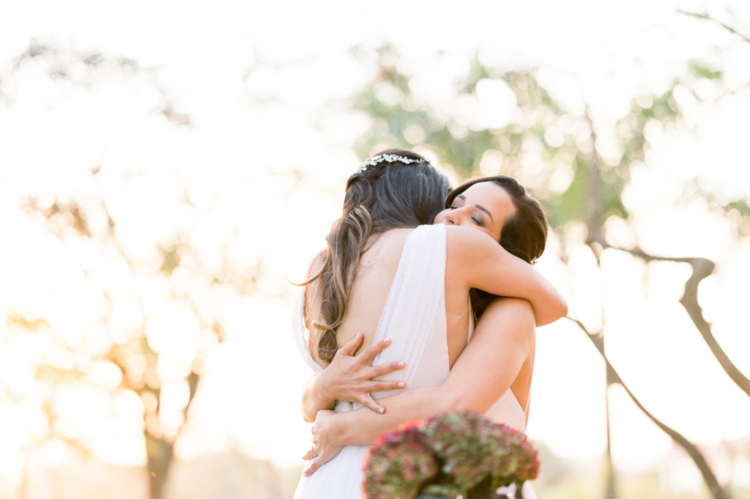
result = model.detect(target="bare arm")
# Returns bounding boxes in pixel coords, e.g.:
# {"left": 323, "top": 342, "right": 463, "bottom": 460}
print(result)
{"left": 447, "top": 226, "right": 567, "bottom": 326}
{"left": 301, "top": 374, "right": 334, "bottom": 424}
{"left": 301, "top": 333, "right": 406, "bottom": 423}
{"left": 304, "top": 298, "right": 535, "bottom": 473}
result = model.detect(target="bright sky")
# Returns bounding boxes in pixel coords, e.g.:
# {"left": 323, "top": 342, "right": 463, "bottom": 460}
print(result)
{"left": 1, "top": 0, "right": 750, "bottom": 490}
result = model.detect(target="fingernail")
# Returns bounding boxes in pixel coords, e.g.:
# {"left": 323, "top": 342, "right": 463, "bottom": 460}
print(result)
{"left": 303, "top": 471, "right": 309, "bottom": 477}
{"left": 384, "top": 338, "right": 391, "bottom": 344}
{"left": 397, "top": 382, "right": 405, "bottom": 388}
{"left": 397, "top": 361, "right": 405, "bottom": 368}
{"left": 378, "top": 407, "right": 384, "bottom": 413}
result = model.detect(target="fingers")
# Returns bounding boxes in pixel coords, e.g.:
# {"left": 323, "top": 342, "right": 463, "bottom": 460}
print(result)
{"left": 302, "top": 442, "right": 318, "bottom": 460}
{"left": 337, "top": 332, "right": 364, "bottom": 357}
{"left": 305, "top": 443, "right": 319, "bottom": 457}
{"left": 369, "top": 380, "right": 406, "bottom": 391}
{"left": 303, "top": 457, "right": 324, "bottom": 476}
{"left": 358, "top": 337, "right": 392, "bottom": 365}
{"left": 360, "top": 394, "right": 385, "bottom": 414}
{"left": 369, "top": 360, "right": 405, "bottom": 377}
{"left": 303, "top": 447, "right": 337, "bottom": 477}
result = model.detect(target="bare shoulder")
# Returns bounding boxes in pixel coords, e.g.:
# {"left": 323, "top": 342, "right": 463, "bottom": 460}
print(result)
{"left": 361, "top": 227, "right": 416, "bottom": 265}
{"left": 370, "top": 227, "right": 415, "bottom": 248}
{"left": 445, "top": 225, "right": 499, "bottom": 261}
{"left": 445, "top": 225, "right": 497, "bottom": 244}
{"left": 445, "top": 224, "right": 488, "bottom": 242}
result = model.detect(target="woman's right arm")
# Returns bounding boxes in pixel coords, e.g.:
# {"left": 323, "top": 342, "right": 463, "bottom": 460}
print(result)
{"left": 446, "top": 226, "right": 567, "bottom": 326}
{"left": 303, "top": 297, "right": 535, "bottom": 475}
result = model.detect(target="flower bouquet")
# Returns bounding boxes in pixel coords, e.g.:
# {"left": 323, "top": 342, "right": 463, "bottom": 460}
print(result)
{"left": 362, "top": 411, "right": 539, "bottom": 499}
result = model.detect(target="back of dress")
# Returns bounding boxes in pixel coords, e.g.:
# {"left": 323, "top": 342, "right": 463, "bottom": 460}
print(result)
{"left": 292, "top": 224, "right": 450, "bottom": 499}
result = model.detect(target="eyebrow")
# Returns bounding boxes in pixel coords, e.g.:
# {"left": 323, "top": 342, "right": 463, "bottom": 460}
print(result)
{"left": 457, "top": 195, "right": 495, "bottom": 223}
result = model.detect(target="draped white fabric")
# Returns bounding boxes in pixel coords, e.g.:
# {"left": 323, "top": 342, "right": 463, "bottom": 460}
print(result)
{"left": 484, "top": 388, "right": 528, "bottom": 434}
{"left": 292, "top": 225, "right": 449, "bottom": 499}
{"left": 291, "top": 224, "right": 535, "bottom": 498}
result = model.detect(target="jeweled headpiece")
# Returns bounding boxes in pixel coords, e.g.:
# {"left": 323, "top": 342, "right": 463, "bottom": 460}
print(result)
{"left": 358, "top": 153, "right": 429, "bottom": 173}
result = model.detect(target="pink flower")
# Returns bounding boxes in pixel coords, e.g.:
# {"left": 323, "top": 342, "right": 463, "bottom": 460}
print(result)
{"left": 363, "top": 411, "right": 539, "bottom": 499}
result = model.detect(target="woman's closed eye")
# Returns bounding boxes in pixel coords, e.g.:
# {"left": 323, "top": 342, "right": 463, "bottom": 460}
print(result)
{"left": 449, "top": 204, "right": 484, "bottom": 226}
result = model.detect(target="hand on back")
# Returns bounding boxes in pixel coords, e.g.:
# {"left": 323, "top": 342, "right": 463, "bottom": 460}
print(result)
{"left": 315, "top": 332, "right": 406, "bottom": 414}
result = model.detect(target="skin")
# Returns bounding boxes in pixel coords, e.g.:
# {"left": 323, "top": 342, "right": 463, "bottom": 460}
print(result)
{"left": 436, "top": 180, "right": 515, "bottom": 242}
{"left": 300, "top": 182, "right": 566, "bottom": 475}
{"left": 304, "top": 298, "right": 535, "bottom": 475}
{"left": 301, "top": 182, "right": 521, "bottom": 420}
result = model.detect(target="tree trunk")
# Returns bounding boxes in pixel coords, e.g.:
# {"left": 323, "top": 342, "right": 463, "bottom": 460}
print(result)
{"left": 568, "top": 318, "right": 730, "bottom": 499}
{"left": 145, "top": 433, "right": 175, "bottom": 499}
{"left": 608, "top": 247, "right": 750, "bottom": 399}
{"left": 584, "top": 109, "right": 617, "bottom": 499}
{"left": 604, "top": 372, "right": 617, "bottom": 499}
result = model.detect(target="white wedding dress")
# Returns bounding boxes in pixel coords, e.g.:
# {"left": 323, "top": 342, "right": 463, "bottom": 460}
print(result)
{"left": 292, "top": 224, "right": 535, "bottom": 499}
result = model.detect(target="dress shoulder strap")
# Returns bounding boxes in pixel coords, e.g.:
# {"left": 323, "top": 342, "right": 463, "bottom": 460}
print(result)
{"left": 370, "top": 224, "right": 447, "bottom": 343}
{"left": 466, "top": 296, "right": 475, "bottom": 344}
{"left": 367, "top": 224, "right": 450, "bottom": 399}
{"left": 524, "top": 342, "right": 536, "bottom": 413}
{"left": 291, "top": 225, "right": 448, "bottom": 377}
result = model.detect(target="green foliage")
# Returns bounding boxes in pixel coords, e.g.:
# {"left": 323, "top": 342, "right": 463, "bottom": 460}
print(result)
{"left": 348, "top": 46, "right": 749, "bottom": 239}
{"left": 688, "top": 62, "right": 723, "bottom": 81}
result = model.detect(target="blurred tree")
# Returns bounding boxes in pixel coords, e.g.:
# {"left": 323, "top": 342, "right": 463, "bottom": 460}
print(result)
{"left": 347, "top": 43, "right": 749, "bottom": 499}
{"left": 678, "top": 9, "right": 750, "bottom": 44}
{"left": 0, "top": 42, "right": 257, "bottom": 499}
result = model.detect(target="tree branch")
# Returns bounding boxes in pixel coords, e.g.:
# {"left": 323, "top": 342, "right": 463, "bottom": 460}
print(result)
{"left": 182, "top": 370, "right": 200, "bottom": 424}
{"left": 566, "top": 317, "right": 728, "bottom": 499}
{"left": 677, "top": 10, "right": 750, "bottom": 44}
{"left": 584, "top": 109, "right": 605, "bottom": 248}
{"left": 606, "top": 244, "right": 750, "bottom": 399}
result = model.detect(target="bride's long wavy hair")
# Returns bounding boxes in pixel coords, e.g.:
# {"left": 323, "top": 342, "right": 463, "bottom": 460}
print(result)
{"left": 302, "top": 149, "right": 450, "bottom": 363}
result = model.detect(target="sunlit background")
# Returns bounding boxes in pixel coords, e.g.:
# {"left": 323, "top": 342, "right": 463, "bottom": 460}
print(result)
{"left": 1, "top": 0, "right": 750, "bottom": 497}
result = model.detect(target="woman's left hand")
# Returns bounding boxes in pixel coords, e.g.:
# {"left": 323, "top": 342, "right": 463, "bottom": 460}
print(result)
{"left": 302, "top": 410, "right": 344, "bottom": 476}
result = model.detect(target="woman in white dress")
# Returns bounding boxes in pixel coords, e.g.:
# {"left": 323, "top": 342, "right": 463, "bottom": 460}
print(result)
{"left": 293, "top": 149, "right": 566, "bottom": 498}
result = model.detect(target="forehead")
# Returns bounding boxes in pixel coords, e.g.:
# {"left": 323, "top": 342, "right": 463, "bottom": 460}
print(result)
{"left": 461, "top": 182, "right": 515, "bottom": 212}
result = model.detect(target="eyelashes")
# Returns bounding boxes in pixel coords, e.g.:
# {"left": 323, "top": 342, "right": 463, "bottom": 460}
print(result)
{"left": 450, "top": 205, "right": 484, "bottom": 226}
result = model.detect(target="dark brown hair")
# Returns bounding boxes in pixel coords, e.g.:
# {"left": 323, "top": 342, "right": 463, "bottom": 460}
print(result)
{"left": 446, "top": 175, "right": 548, "bottom": 319}
{"left": 304, "top": 149, "right": 451, "bottom": 363}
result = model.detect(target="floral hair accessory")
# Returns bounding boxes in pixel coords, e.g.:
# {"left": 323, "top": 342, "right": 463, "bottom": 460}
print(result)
{"left": 358, "top": 154, "right": 429, "bottom": 173}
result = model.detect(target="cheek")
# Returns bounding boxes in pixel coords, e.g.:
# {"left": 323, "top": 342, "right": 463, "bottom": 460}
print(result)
{"left": 433, "top": 210, "right": 449, "bottom": 224}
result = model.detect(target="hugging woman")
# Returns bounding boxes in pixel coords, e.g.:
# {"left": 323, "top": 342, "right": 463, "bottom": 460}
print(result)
{"left": 292, "top": 149, "right": 566, "bottom": 498}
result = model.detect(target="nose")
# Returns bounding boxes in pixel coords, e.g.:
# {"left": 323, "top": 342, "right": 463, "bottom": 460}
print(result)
{"left": 445, "top": 210, "right": 458, "bottom": 225}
